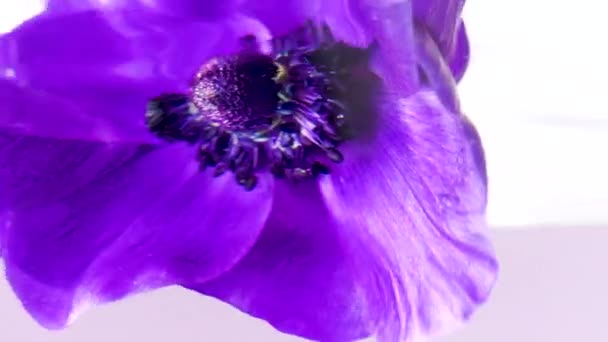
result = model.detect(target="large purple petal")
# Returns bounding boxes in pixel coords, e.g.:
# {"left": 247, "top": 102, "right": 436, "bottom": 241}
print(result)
{"left": 348, "top": 0, "right": 419, "bottom": 94}
{"left": 242, "top": 0, "right": 376, "bottom": 50}
{"left": 415, "top": 26, "right": 460, "bottom": 112}
{"left": 449, "top": 23, "right": 470, "bottom": 82}
{"left": 0, "top": 7, "right": 268, "bottom": 142}
{"left": 0, "top": 9, "right": 169, "bottom": 142}
{"left": 43, "top": 0, "right": 238, "bottom": 18}
{"left": 318, "top": 90, "right": 497, "bottom": 341}
{"left": 0, "top": 79, "right": 133, "bottom": 142}
{"left": 0, "top": 132, "right": 274, "bottom": 328}
{"left": 138, "top": 0, "right": 241, "bottom": 20}
{"left": 191, "top": 181, "right": 377, "bottom": 341}
{"left": 413, "top": 0, "right": 469, "bottom": 80}
{"left": 241, "top": 0, "right": 321, "bottom": 37}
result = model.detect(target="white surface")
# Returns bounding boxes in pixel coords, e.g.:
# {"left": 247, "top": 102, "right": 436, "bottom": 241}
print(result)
{"left": 461, "top": 0, "right": 608, "bottom": 227}
{"left": 0, "top": 0, "right": 45, "bottom": 34}
{"left": 2, "top": 228, "right": 606, "bottom": 341}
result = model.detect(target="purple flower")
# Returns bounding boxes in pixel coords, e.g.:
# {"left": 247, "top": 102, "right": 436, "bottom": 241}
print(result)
{"left": 0, "top": 0, "right": 497, "bottom": 341}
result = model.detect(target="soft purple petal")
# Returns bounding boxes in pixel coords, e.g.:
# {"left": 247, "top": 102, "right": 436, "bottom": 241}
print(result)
{"left": 415, "top": 27, "right": 460, "bottom": 112}
{"left": 318, "top": 90, "right": 497, "bottom": 341}
{"left": 241, "top": 0, "right": 375, "bottom": 49}
{"left": 41, "top": 0, "right": 102, "bottom": 15}
{"left": 0, "top": 0, "right": 280, "bottom": 328}
{"left": 449, "top": 23, "right": 470, "bottom": 82}
{"left": 43, "top": 0, "right": 236, "bottom": 17}
{"left": 350, "top": 0, "right": 419, "bottom": 95}
{"left": 413, "top": 0, "right": 469, "bottom": 79}
{"left": 413, "top": 0, "right": 465, "bottom": 51}
{"left": 139, "top": 0, "right": 241, "bottom": 20}
{"left": 241, "top": 0, "right": 321, "bottom": 37}
{"left": 191, "top": 181, "right": 377, "bottom": 342}
{"left": 0, "top": 133, "right": 274, "bottom": 328}
{"left": 1, "top": 9, "right": 168, "bottom": 142}
{"left": 0, "top": 7, "right": 268, "bottom": 142}
{"left": 0, "top": 79, "right": 134, "bottom": 142}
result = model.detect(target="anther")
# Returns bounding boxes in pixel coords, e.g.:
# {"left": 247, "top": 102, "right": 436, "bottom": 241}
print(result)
{"left": 146, "top": 93, "right": 202, "bottom": 143}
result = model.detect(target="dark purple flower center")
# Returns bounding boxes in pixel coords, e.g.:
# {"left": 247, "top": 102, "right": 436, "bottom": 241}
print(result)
{"left": 191, "top": 54, "right": 280, "bottom": 131}
{"left": 146, "top": 22, "right": 375, "bottom": 190}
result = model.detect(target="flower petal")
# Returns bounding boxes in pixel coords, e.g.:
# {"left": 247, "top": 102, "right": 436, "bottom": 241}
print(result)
{"left": 241, "top": 0, "right": 321, "bottom": 37}
{"left": 1, "top": 8, "right": 266, "bottom": 142}
{"left": 190, "top": 181, "right": 377, "bottom": 342}
{"left": 350, "top": 0, "right": 419, "bottom": 94}
{"left": 0, "top": 10, "right": 168, "bottom": 142}
{"left": 241, "top": 0, "right": 375, "bottom": 49}
{"left": 44, "top": 0, "right": 117, "bottom": 14}
{"left": 415, "top": 26, "right": 460, "bottom": 112}
{"left": 449, "top": 23, "right": 470, "bottom": 82}
{"left": 0, "top": 79, "right": 126, "bottom": 142}
{"left": 318, "top": 91, "right": 497, "bottom": 341}
{"left": 139, "top": 0, "right": 241, "bottom": 20}
{"left": 413, "top": 0, "right": 469, "bottom": 79}
{"left": 0, "top": 133, "right": 274, "bottom": 328}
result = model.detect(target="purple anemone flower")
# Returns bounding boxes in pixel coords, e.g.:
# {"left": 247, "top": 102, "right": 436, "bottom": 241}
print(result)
{"left": 0, "top": 0, "right": 498, "bottom": 341}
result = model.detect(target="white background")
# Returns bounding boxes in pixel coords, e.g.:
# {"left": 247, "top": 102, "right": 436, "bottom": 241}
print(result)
{"left": 3, "top": 228, "right": 606, "bottom": 342}
{"left": 1, "top": 0, "right": 607, "bottom": 341}
{"left": 460, "top": 0, "right": 608, "bottom": 227}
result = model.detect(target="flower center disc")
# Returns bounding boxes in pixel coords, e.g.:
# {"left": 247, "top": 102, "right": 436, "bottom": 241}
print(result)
{"left": 192, "top": 54, "right": 281, "bottom": 131}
